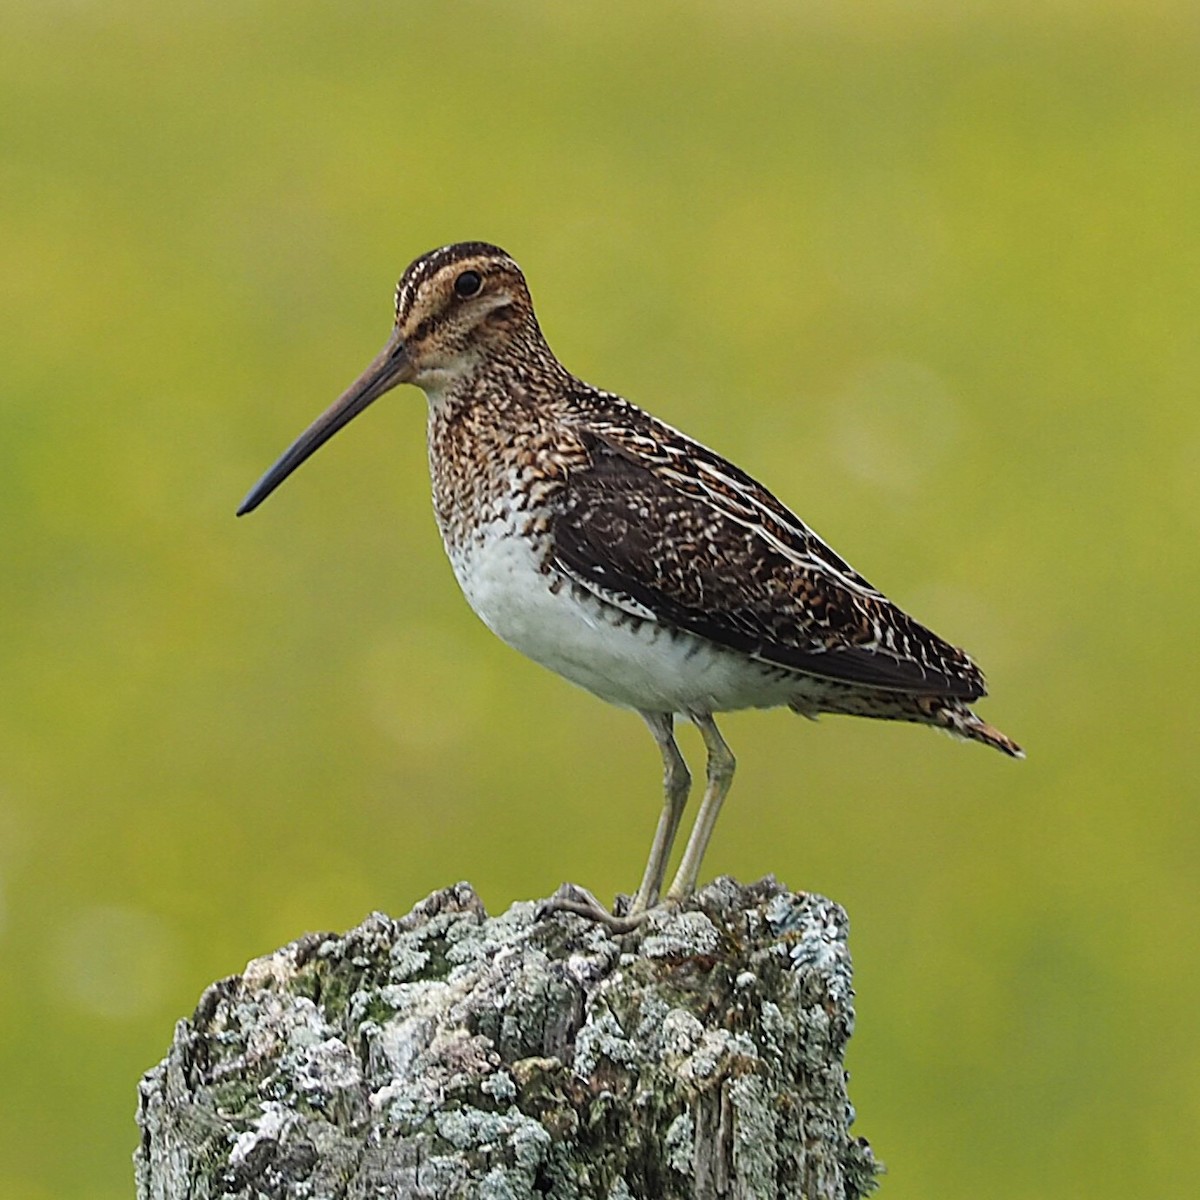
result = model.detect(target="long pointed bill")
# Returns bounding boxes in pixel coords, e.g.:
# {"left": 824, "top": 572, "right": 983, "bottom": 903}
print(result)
{"left": 237, "top": 329, "right": 412, "bottom": 516}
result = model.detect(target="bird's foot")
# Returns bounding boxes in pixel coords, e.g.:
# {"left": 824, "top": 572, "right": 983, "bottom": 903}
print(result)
{"left": 541, "top": 883, "right": 656, "bottom": 934}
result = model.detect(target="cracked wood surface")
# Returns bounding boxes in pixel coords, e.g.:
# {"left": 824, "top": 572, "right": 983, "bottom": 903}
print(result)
{"left": 135, "top": 878, "right": 879, "bottom": 1200}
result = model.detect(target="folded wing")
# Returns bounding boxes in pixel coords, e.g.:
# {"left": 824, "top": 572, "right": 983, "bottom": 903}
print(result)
{"left": 550, "top": 425, "right": 984, "bottom": 700}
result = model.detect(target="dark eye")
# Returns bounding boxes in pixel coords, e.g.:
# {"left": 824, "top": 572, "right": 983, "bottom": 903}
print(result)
{"left": 454, "top": 270, "right": 482, "bottom": 298}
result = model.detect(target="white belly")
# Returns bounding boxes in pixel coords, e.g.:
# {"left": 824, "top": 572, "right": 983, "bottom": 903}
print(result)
{"left": 446, "top": 523, "right": 797, "bottom": 715}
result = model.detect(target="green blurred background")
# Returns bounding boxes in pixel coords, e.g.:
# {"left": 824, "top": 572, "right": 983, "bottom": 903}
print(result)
{"left": 3, "top": 1, "right": 1197, "bottom": 1196}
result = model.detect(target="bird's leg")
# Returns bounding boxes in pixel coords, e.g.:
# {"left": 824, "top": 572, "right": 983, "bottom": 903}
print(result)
{"left": 665, "top": 712, "right": 736, "bottom": 902}
{"left": 629, "top": 711, "right": 692, "bottom": 915}
{"left": 543, "top": 711, "right": 692, "bottom": 934}
{"left": 542, "top": 883, "right": 646, "bottom": 933}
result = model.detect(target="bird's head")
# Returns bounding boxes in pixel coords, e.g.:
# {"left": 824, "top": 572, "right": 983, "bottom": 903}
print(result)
{"left": 237, "top": 241, "right": 538, "bottom": 516}
{"left": 393, "top": 242, "right": 538, "bottom": 387}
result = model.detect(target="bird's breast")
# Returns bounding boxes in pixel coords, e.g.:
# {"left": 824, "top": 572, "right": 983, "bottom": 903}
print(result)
{"left": 426, "top": 398, "right": 580, "bottom": 552}
{"left": 424, "top": 397, "right": 800, "bottom": 714}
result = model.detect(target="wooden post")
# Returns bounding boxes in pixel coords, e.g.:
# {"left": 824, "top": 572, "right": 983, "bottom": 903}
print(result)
{"left": 136, "top": 878, "right": 879, "bottom": 1199}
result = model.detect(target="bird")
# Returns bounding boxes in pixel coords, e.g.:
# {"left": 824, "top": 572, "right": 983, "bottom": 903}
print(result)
{"left": 238, "top": 241, "right": 1022, "bottom": 930}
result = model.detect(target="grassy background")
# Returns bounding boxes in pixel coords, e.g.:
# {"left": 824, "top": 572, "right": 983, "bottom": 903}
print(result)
{"left": 2, "top": 2, "right": 1197, "bottom": 1196}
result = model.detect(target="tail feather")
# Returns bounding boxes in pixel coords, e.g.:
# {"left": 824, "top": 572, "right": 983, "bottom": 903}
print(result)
{"left": 936, "top": 701, "right": 1025, "bottom": 759}
{"left": 787, "top": 692, "right": 1024, "bottom": 758}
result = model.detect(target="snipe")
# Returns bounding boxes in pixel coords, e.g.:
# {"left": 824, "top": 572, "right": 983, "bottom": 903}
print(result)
{"left": 239, "top": 242, "right": 1022, "bottom": 930}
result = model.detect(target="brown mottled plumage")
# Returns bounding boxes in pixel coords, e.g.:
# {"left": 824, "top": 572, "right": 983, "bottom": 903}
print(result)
{"left": 239, "top": 241, "right": 1022, "bottom": 929}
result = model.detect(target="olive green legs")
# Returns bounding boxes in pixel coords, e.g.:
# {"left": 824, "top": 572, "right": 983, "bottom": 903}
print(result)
{"left": 547, "top": 709, "right": 736, "bottom": 934}
{"left": 664, "top": 712, "right": 735, "bottom": 902}
{"left": 629, "top": 712, "right": 693, "bottom": 914}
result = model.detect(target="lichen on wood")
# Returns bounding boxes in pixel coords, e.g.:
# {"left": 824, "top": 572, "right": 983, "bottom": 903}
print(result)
{"left": 136, "top": 877, "right": 879, "bottom": 1199}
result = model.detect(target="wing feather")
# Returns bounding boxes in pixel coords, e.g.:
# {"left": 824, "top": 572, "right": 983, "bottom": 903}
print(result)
{"left": 550, "top": 425, "right": 984, "bottom": 699}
